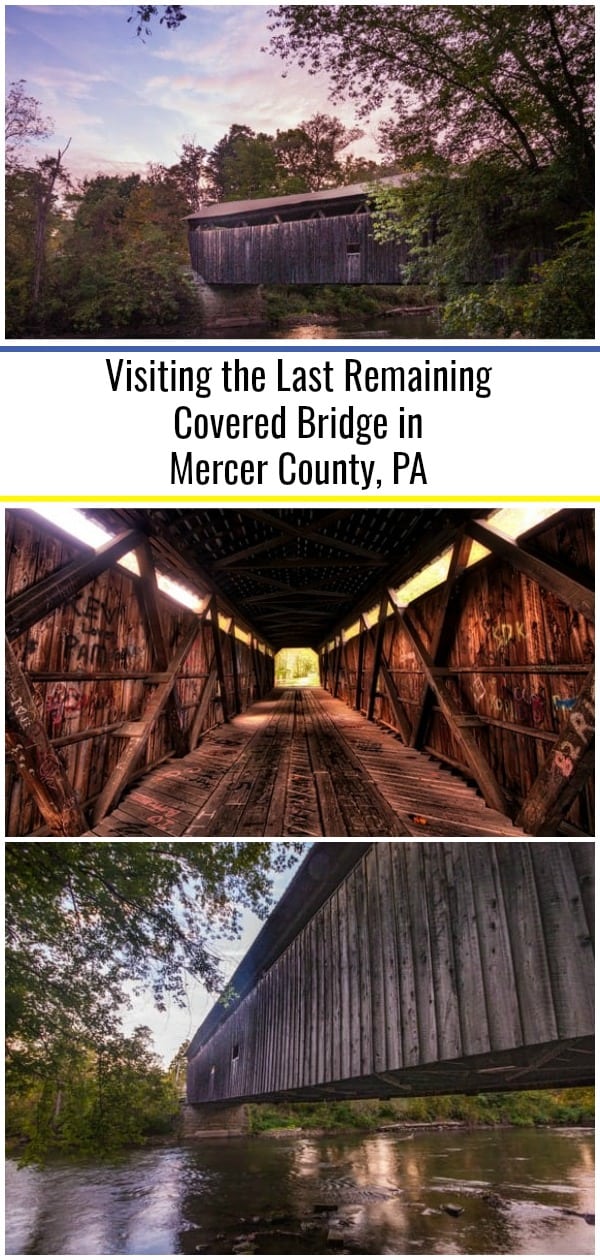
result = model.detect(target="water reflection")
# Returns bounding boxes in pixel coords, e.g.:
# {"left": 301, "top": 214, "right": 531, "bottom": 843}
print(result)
{"left": 6, "top": 1128, "right": 594, "bottom": 1255}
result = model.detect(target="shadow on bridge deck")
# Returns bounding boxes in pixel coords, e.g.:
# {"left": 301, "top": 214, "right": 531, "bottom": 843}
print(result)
{"left": 86, "top": 687, "right": 523, "bottom": 837}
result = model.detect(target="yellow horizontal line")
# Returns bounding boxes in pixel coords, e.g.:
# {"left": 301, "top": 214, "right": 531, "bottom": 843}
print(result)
{"left": 2, "top": 495, "right": 599, "bottom": 505}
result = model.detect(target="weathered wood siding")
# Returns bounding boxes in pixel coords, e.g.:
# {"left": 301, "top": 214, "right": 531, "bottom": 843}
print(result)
{"left": 5, "top": 512, "right": 273, "bottom": 836}
{"left": 187, "top": 841, "right": 594, "bottom": 1102}
{"left": 323, "top": 511, "right": 594, "bottom": 833}
{"left": 189, "top": 213, "right": 407, "bottom": 285}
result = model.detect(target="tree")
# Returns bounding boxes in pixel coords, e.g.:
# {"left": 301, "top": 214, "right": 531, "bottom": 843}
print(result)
{"left": 6, "top": 841, "right": 302, "bottom": 1090}
{"left": 268, "top": 6, "right": 594, "bottom": 199}
{"left": 6, "top": 1026, "right": 180, "bottom": 1161}
{"left": 275, "top": 112, "right": 363, "bottom": 190}
{"left": 155, "top": 138, "right": 208, "bottom": 212}
{"left": 5, "top": 79, "right": 52, "bottom": 169}
{"left": 206, "top": 124, "right": 284, "bottom": 201}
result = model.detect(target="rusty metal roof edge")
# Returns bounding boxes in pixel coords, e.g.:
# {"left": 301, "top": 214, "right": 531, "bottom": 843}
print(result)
{"left": 187, "top": 841, "right": 372, "bottom": 1058}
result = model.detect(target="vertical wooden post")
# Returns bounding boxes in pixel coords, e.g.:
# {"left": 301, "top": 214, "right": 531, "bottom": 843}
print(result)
{"left": 210, "top": 597, "right": 230, "bottom": 723}
{"left": 230, "top": 620, "right": 241, "bottom": 715}
{"left": 135, "top": 537, "right": 187, "bottom": 755}
{"left": 333, "top": 636, "right": 343, "bottom": 698}
{"left": 355, "top": 621, "right": 366, "bottom": 710}
{"left": 367, "top": 595, "right": 389, "bottom": 721}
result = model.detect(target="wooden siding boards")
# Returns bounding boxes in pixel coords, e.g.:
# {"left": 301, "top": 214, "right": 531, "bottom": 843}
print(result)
{"left": 190, "top": 214, "right": 407, "bottom": 286}
{"left": 321, "top": 511, "right": 594, "bottom": 834}
{"left": 187, "top": 841, "right": 594, "bottom": 1104}
{"left": 5, "top": 512, "right": 272, "bottom": 835}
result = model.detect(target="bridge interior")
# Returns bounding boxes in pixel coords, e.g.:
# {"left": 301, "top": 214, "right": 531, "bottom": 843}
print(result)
{"left": 187, "top": 842, "right": 594, "bottom": 1105}
{"left": 5, "top": 507, "right": 594, "bottom": 837}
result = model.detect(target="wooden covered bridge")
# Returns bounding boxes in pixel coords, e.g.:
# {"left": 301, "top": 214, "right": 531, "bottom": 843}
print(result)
{"left": 187, "top": 180, "right": 408, "bottom": 287}
{"left": 5, "top": 506, "right": 594, "bottom": 837}
{"left": 186, "top": 841, "right": 594, "bottom": 1110}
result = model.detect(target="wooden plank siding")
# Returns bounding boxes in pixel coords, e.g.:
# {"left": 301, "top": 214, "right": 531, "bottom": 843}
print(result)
{"left": 5, "top": 512, "right": 274, "bottom": 835}
{"left": 187, "top": 841, "right": 594, "bottom": 1103}
{"left": 321, "top": 511, "right": 594, "bottom": 834}
{"left": 189, "top": 213, "right": 407, "bottom": 286}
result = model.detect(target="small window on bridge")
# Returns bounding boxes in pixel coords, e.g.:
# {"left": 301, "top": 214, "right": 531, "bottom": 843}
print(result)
{"left": 232, "top": 1044, "right": 240, "bottom": 1061}
{"left": 347, "top": 243, "right": 360, "bottom": 254}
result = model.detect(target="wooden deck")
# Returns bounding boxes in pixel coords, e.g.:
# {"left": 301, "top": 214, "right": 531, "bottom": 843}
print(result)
{"left": 86, "top": 688, "right": 523, "bottom": 837}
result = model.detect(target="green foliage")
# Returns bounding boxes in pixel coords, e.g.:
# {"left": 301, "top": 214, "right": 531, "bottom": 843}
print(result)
{"left": 6, "top": 1027, "right": 180, "bottom": 1162}
{"left": 6, "top": 841, "right": 302, "bottom": 1089}
{"left": 269, "top": 7, "right": 594, "bottom": 196}
{"left": 206, "top": 114, "right": 367, "bottom": 202}
{"left": 275, "top": 648, "right": 319, "bottom": 685}
{"left": 249, "top": 1088, "right": 595, "bottom": 1134}
{"left": 263, "top": 283, "right": 422, "bottom": 329}
{"left": 441, "top": 213, "right": 594, "bottom": 338}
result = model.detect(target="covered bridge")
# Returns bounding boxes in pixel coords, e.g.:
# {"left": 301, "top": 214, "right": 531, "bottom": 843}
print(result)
{"left": 187, "top": 840, "right": 594, "bottom": 1107}
{"left": 5, "top": 506, "right": 594, "bottom": 837}
{"left": 187, "top": 180, "right": 408, "bottom": 285}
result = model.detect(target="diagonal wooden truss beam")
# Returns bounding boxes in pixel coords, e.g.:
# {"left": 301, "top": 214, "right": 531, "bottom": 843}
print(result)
{"left": 516, "top": 667, "right": 594, "bottom": 834}
{"left": 6, "top": 638, "right": 87, "bottom": 835}
{"left": 6, "top": 528, "right": 143, "bottom": 640}
{"left": 408, "top": 530, "right": 474, "bottom": 748}
{"left": 393, "top": 606, "right": 510, "bottom": 815}
{"left": 362, "top": 613, "right": 412, "bottom": 743}
{"left": 92, "top": 616, "right": 201, "bottom": 824}
{"left": 241, "top": 509, "right": 387, "bottom": 563}
{"left": 135, "top": 538, "right": 197, "bottom": 757}
{"left": 465, "top": 519, "right": 595, "bottom": 622}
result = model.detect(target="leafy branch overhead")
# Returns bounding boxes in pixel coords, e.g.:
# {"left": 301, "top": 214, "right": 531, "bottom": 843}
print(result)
{"left": 267, "top": 5, "right": 594, "bottom": 194}
{"left": 6, "top": 841, "right": 302, "bottom": 1083}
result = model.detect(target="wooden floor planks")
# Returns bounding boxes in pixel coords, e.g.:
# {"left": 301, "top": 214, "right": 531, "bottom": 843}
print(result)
{"left": 86, "top": 687, "right": 524, "bottom": 837}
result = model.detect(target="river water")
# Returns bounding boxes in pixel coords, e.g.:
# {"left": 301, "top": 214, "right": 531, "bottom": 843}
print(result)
{"left": 6, "top": 1128, "right": 594, "bottom": 1255}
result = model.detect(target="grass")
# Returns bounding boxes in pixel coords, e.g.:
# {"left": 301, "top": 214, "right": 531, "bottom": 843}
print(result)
{"left": 248, "top": 1088, "right": 595, "bottom": 1134}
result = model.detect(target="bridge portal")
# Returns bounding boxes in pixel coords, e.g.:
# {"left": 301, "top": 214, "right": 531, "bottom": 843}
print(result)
{"left": 187, "top": 841, "right": 594, "bottom": 1106}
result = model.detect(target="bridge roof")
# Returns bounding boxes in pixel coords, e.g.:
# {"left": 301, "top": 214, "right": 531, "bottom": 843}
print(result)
{"left": 187, "top": 177, "right": 405, "bottom": 229}
{"left": 85, "top": 508, "right": 491, "bottom": 650}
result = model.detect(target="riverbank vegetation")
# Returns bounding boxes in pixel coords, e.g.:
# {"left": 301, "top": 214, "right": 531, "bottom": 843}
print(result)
{"left": 248, "top": 1089, "right": 595, "bottom": 1135}
{"left": 5, "top": 5, "right": 594, "bottom": 339}
{"left": 5, "top": 842, "right": 301, "bottom": 1162}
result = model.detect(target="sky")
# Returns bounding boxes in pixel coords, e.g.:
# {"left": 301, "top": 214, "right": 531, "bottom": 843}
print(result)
{"left": 121, "top": 845, "right": 307, "bottom": 1066}
{"left": 5, "top": 4, "right": 386, "bottom": 182}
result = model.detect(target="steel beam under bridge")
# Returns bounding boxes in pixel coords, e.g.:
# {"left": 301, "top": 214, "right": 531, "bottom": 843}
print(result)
{"left": 187, "top": 842, "right": 594, "bottom": 1104}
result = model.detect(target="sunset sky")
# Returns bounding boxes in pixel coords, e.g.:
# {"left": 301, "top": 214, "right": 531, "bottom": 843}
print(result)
{"left": 6, "top": 5, "right": 384, "bottom": 181}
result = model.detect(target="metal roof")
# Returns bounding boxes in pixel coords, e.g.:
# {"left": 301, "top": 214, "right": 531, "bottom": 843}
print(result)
{"left": 186, "top": 176, "right": 405, "bottom": 227}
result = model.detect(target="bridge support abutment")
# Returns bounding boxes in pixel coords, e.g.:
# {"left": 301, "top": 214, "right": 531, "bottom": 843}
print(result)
{"left": 180, "top": 1102, "right": 249, "bottom": 1140}
{"left": 190, "top": 273, "right": 266, "bottom": 330}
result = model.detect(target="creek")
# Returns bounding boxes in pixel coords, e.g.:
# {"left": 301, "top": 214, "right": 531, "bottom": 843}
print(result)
{"left": 6, "top": 1126, "right": 594, "bottom": 1255}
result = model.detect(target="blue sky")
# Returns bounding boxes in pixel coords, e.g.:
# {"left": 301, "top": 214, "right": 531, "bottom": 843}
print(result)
{"left": 6, "top": 5, "right": 384, "bottom": 181}
{"left": 121, "top": 848, "right": 306, "bottom": 1066}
